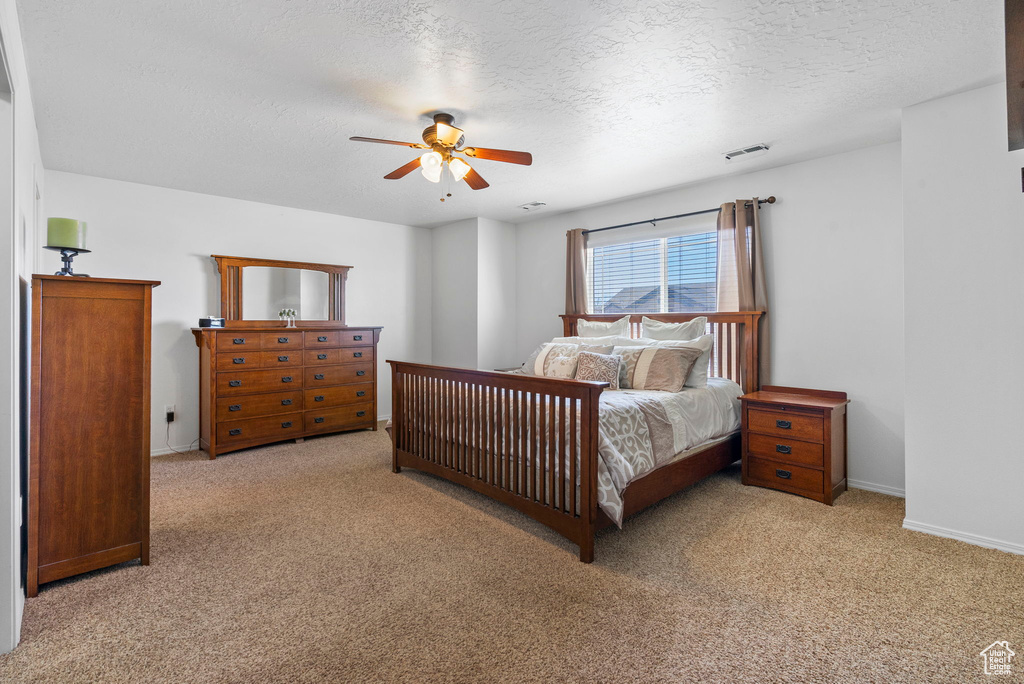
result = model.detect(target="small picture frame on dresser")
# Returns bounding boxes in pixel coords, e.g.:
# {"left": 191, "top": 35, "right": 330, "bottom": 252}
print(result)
{"left": 740, "top": 385, "right": 849, "bottom": 505}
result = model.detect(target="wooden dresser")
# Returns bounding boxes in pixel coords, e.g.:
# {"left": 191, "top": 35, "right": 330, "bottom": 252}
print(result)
{"left": 29, "top": 275, "right": 160, "bottom": 596}
{"left": 192, "top": 326, "right": 382, "bottom": 458}
{"left": 740, "top": 385, "right": 849, "bottom": 505}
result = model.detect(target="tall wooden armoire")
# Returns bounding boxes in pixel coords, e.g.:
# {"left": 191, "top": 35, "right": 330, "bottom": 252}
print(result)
{"left": 28, "top": 276, "right": 160, "bottom": 596}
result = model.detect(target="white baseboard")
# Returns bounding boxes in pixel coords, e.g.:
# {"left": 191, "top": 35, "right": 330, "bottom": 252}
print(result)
{"left": 902, "top": 519, "right": 1024, "bottom": 556}
{"left": 152, "top": 444, "right": 198, "bottom": 457}
{"left": 848, "top": 479, "right": 905, "bottom": 498}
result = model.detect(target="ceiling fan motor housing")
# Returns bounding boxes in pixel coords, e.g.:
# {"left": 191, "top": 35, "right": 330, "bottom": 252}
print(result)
{"left": 422, "top": 112, "right": 465, "bottom": 148}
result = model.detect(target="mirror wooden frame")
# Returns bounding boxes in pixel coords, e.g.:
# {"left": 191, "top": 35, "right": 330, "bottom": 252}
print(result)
{"left": 212, "top": 254, "right": 353, "bottom": 328}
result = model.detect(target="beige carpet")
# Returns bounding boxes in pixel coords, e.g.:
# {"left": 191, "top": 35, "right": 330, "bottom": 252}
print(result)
{"left": 1, "top": 427, "right": 1021, "bottom": 683}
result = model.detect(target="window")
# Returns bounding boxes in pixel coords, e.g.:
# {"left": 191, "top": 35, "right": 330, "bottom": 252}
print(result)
{"left": 588, "top": 230, "right": 717, "bottom": 314}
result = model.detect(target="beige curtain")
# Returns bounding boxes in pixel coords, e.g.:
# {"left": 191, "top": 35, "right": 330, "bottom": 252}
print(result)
{"left": 565, "top": 228, "right": 587, "bottom": 315}
{"left": 717, "top": 199, "right": 769, "bottom": 384}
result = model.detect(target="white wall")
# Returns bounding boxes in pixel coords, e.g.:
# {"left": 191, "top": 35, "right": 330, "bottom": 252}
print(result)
{"left": 902, "top": 83, "right": 1024, "bottom": 553}
{"left": 431, "top": 218, "right": 478, "bottom": 368}
{"left": 515, "top": 143, "right": 906, "bottom": 495}
{"left": 476, "top": 218, "right": 517, "bottom": 370}
{"left": 41, "top": 171, "right": 433, "bottom": 452}
{"left": 0, "top": 0, "right": 45, "bottom": 653}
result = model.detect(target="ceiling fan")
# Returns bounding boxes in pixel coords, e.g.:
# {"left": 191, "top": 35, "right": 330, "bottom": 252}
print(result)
{"left": 350, "top": 113, "right": 532, "bottom": 194}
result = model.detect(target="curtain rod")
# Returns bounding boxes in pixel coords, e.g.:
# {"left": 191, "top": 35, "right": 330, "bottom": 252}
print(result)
{"left": 582, "top": 196, "right": 776, "bottom": 235}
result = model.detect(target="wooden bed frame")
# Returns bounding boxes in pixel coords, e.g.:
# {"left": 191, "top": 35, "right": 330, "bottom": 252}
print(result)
{"left": 387, "top": 311, "right": 763, "bottom": 562}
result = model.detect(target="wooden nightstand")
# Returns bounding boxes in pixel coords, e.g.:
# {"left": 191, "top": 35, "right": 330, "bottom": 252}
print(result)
{"left": 740, "top": 385, "right": 849, "bottom": 505}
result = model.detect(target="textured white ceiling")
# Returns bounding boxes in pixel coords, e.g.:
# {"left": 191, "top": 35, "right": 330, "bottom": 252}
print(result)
{"left": 20, "top": 0, "right": 1002, "bottom": 227}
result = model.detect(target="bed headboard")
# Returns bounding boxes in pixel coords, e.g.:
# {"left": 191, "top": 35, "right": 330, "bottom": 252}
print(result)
{"left": 559, "top": 312, "right": 764, "bottom": 394}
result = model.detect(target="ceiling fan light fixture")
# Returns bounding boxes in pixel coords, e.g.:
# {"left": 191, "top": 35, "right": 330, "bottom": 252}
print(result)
{"left": 448, "top": 157, "right": 471, "bottom": 182}
{"left": 420, "top": 151, "right": 443, "bottom": 183}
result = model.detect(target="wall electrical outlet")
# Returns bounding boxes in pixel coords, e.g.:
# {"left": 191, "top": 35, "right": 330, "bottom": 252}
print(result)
{"left": 165, "top": 404, "right": 175, "bottom": 423}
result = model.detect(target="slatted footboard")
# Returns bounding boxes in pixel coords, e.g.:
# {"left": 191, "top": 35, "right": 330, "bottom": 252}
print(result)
{"left": 388, "top": 361, "right": 608, "bottom": 562}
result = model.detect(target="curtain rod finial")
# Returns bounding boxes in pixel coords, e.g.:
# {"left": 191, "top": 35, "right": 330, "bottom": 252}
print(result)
{"left": 765, "top": 196, "right": 776, "bottom": 204}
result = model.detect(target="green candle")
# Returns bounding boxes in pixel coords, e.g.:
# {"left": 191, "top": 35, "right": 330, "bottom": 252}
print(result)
{"left": 47, "top": 217, "right": 87, "bottom": 249}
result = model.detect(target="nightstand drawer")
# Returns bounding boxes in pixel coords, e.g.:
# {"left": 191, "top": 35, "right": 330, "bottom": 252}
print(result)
{"left": 747, "top": 407, "right": 823, "bottom": 442}
{"left": 747, "top": 433, "right": 824, "bottom": 468}
{"left": 746, "top": 456, "right": 823, "bottom": 494}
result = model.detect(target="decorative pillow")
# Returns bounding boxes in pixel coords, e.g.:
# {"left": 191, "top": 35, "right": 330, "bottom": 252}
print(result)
{"left": 521, "top": 342, "right": 581, "bottom": 378}
{"left": 519, "top": 343, "right": 614, "bottom": 378}
{"left": 576, "top": 315, "right": 630, "bottom": 338}
{"left": 574, "top": 351, "right": 620, "bottom": 389}
{"left": 651, "top": 334, "right": 715, "bottom": 388}
{"left": 611, "top": 346, "right": 703, "bottom": 392}
{"left": 641, "top": 316, "right": 707, "bottom": 341}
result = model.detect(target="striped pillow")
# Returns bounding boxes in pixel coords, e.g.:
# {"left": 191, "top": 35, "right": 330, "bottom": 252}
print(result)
{"left": 613, "top": 346, "right": 704, "bottom": 392}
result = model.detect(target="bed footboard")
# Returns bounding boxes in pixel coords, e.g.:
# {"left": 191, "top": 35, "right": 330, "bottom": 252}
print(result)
{"left": 387, "top": 361, "right": 607, "bottom": 562}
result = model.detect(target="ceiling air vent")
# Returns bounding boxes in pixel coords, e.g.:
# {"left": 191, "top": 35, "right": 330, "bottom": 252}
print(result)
{"left": 724, "top": 143, "right": 770, "bottom": 161}
{"left": 518, "top": 201, "right": 547, "bottom": 212}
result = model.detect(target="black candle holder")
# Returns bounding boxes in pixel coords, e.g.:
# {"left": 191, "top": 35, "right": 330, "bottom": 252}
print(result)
{"left": 44, "top": 246, "right": 91, "bottom": 277}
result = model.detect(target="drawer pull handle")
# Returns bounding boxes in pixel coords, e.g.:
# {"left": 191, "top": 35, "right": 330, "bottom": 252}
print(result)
{"left": 278, "top": 337, "right": 289, "bottom": 343}
{"left": 353, "top": 352, "right": 362, "bottom": 358}
{"left": 233, "top": 357, "right": 245, "bottom": 364}
{"left": 282, "top": 421, "right": 293, "bottom": 428}
{"left": 314, "top": 373, "right": 324, "bottom": 380}
{"left": 317, "top": 336, "right": 327, "bottom": 342}
{"left": 317, "top": 353, "right": 327, "bottom": 360}
{"left": 353, "top": 335, "right": 362, "bottom": 341}
{"left": 315, "top": 395, "right": 324, "bottom": 402}
{"left": 314, "top": 417, "right": 325, "bottom": 424}
{"left": 776, "top": 444, "right": 792, "bottom": 454}
{"left": 775, "top": 469, "right": 792, "bottom": 480}
{"left": 229, "top": 428, "right": 242, "bottom": 436}
{"left": 282, "top": 376, "right": 293, "bottom": 383}
{"left": 356, "top": 391, "right": 365, "bottom": 397}
{"left": 356, "top": 411, "right": 366, "bottom": 417}
{"left": 228, "top": 404, "right": 241, "bottom": 412}
{"left": 229, "top": 380, "right": 241, "bottom": 387}
{"left": 278, "top": 355, "right": 289, "bottom": 362}
{"left": 281, "top": 399, "right": 293, "bottom": 406}
{"left": 356, "top": 370, "right": 366, "bottom": 376}
{"left": 233, "top": 338, "right": 245, "bottom": 344}
{"left": 776, "top": 420, "right": 791, "bottom": 429}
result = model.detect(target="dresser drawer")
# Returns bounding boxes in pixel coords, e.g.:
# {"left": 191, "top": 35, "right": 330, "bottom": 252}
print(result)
{"left": 747, "top": 433, "right": 824, "bottom": 468}
{"left": 305, "top": 363, "right": 372, "bottom": 387}
{"left": 304, "top": 403, "right": 374, "bottom": 432}
{"left": 304, "top": 383, "right": 374, "bottom": 409}
{"left": 216, "top": 352, "right": 259, "bottom": 370}
{"left": 304, "top": 347, "right": 373, "bottom": 366}
{"left": 260, "top": 332, "right": 303, "bottom": 350}
{"left": 218, "top": 412, "right": 303, "bottom": 444}
{"left": 216, "top": 390, "right": 303, "bottom": 421}
{"left": 216, "top": 333, "right": 261, "bottom": 351}
{"left": 746, "top": 456, "right": 824, "bottom": 494}
{"left": 217, "top": 368, "right": 303, "bottom": 395}
{"left": 339, "top": 330, "right": 372, "bottom": 346}
{"left": 305, "top": 332, "right": 340, "bottom": 348}
{"left": 746, "top": 407, "right": 823, "bottom": 442}
{"left": 258, "top": 350, "right": 302, "bottom": 368}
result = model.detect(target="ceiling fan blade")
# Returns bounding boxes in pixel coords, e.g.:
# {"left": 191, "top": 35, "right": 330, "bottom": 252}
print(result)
{"left": 384, "top": 157, "right": 422, "bottom": 179}
{"left": 350, "top": 136, "right": 428, "bottom": 149}
{"left": 464, "top": 166, "right": 490, "bottom": 190}
{"left": 462, "top": 147, "right": 533, "bottom": 165}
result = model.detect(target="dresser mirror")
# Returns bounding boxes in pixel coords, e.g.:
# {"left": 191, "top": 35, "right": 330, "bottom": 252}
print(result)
{"left": 242, "top": 267, "right": 330, "bottom": 320}
{"left": 212, "top": 254, "right": 352, "bottom": 327}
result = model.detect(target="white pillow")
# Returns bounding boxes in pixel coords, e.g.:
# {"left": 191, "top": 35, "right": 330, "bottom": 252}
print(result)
{"left": 576, "top": 315, "right": 630, "bottom": 337}
{"left": 551, "top": 335, "right": 652, "bottom": 347}
{"left": 651, "top": 334, "right": 715, "bottom": 388}
{"left": 642, "top": 316, "right": 707, "bottom": 341}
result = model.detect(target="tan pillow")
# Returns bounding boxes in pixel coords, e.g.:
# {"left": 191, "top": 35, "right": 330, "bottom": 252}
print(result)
{"left": 574, "top": 351, "right": 620, "bottom": 389}
{"left": 613, "top": 346, "right": 703, "bottom": 392}
{"left": 521, "top": 342, "right": 580, "bottom": 378}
